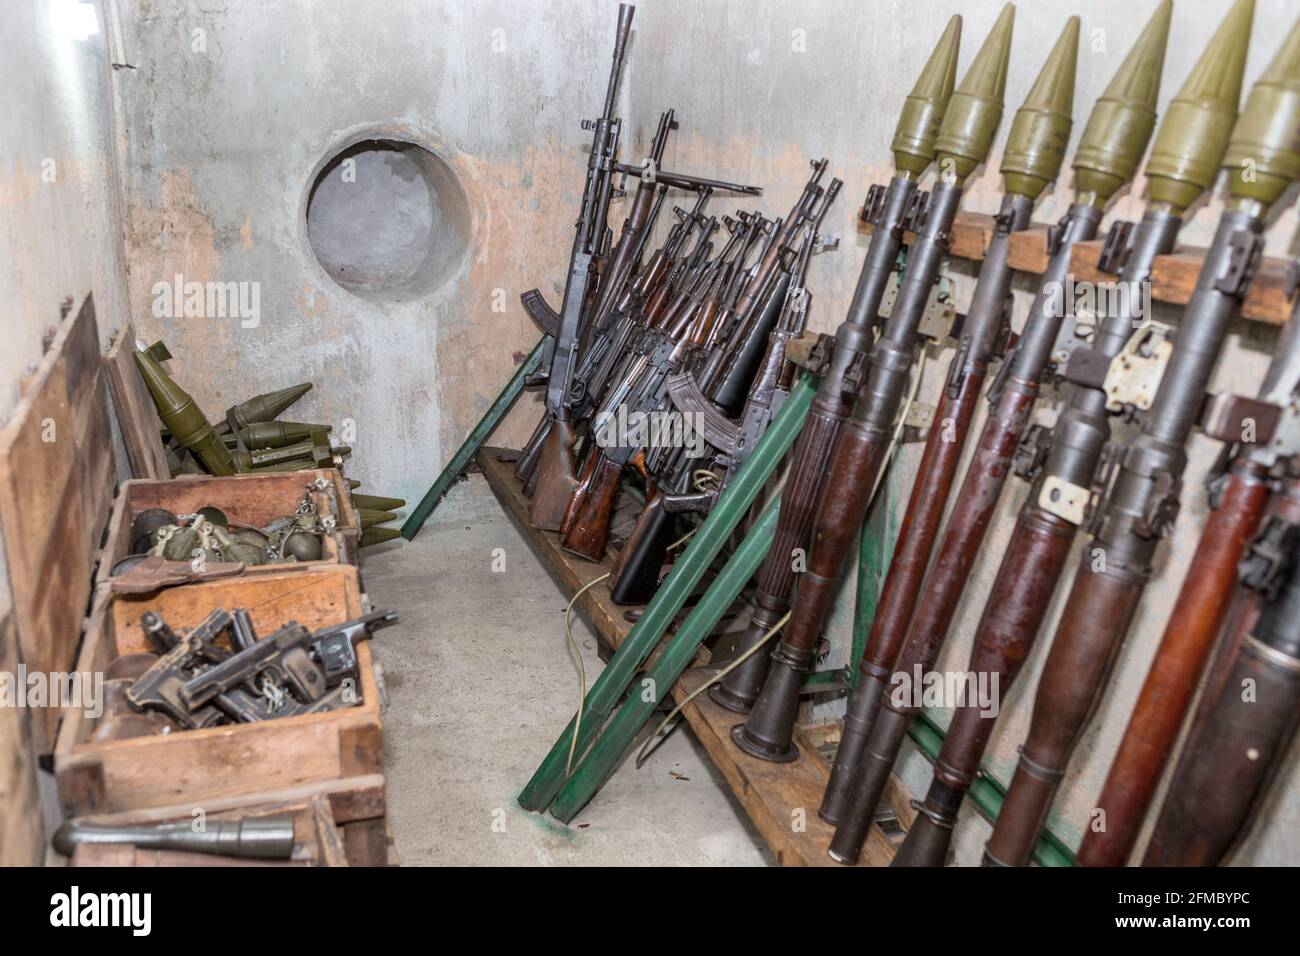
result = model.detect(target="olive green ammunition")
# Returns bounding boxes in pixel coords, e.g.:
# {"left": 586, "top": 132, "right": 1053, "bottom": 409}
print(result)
{"left": 237, "top": 421, "right": 332, "bottom": 450}
{"left": 1144, "top": 0, "right": 1254, "bottom": 210}
{"left": 358, "top": 508, "right": 398, "bottom": 529}
{"left": 224, "top": 382, "right": 313, "bottom": 432}
{"left": 281, "top": 531, "right": 323, "bottom": 562}
{"left": 351, "top": 494, "right": 406, "bottom": 512}
{"left": 348, "top": 479, "right": 362, "bottom": 490}
{"left": 360, "top": 527, "right": 402, "bottom": 548}
{"left": 134, "top": 347, "right": 236, "bottom": 477}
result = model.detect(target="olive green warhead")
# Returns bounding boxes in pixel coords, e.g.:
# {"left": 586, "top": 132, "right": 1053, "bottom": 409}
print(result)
{"left": 351, "top": 494, "right": 406, "bottom": 512}
{"left": 224, "top": 382, "right": 313, "bottom": 431}
{"left": 358, "top": 508, "right": 399, "bottom": 529}
{"left": 1145, "top": 0, "right": 1254, "bottom": 212}
{"left": 133, "top": 347, "right": 236, "bottom": 477}
{"left": 892, "top": 15, "right": 963, "bottom": 178}
{"left": 1071, "top": 1, "right": 1172, "bottom": 207}
{"left": 360, "top": 527, "right": 402, "bottom": 548}
{"left": 348, "top": 479, "right": 362, "bottom": 490}
{"left": 237, "top": 421, "right": 331, "bottom": 450}
{"left": 1002, "top": 16, "right": 1079, "bottom": 199}
{"left": 1224, "top": 17, "right": 1300, "bottom": 206}
{"left": 935, "top": 4, "right": 1015, "bottom": 184}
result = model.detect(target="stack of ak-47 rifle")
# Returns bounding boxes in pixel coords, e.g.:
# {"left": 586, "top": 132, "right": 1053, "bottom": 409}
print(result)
{"left": 512, "top": 0, "right": 1300, "bottom": 868}
{"left": 510, "top": 2, "right": 842, "bottom": 607}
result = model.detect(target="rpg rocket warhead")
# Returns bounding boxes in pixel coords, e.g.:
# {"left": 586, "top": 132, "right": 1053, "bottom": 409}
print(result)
{"left": 237, "top": 421, "right": 331, "bottom": 450}
{"left": 1224, "top": 17, "right": 1300, "bottom": 207}
{"left": 935, "top": 3, "right": 1015, "bottom": 184}
{"left": 351, "top": 494, "right": 406, "bottom": 512}
{"left": 224, "top": 382, "right": 313, "bottom": 432}
{"left": 1001, "top": 16, "right": 1079, "bottom": 200}
{"left": 358, "top": 509, "right": 399, "bottom": 529}
{"left": 133, "top": 347, "right": 236, "bottom": 477}
{"left": 891, "top": 15, "right": 963, "bottom": 178}
{"left": 1145, "top": 0, "right": 1254, "bottom": 212}
{"left": 360, "top": 527, "right": 402, "bottom": 548}
{"left": 1071, "top": 0, "right": 1172, "bottom": 206}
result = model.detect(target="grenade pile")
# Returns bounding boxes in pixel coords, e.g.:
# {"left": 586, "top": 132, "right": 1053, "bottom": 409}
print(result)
{"left": 132, "top": 340, "right": 404, "bottom": 548}
{"left": 111, "top": 480, "right": 339, "bottom": 576}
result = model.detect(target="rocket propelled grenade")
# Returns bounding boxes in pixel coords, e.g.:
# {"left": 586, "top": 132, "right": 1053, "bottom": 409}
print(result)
{"left": 735, "top": 5, "right": 1014, "bottom": 767}
{"left": 711, "top": 14, "right": 961, "bottom": 716}
{"left": 984, "top": 0, "right": 1291, "bottom": 869}
{"left": 888, "top": 2, "right": 1175, "bottom": 867}
{"left": 825, "top": 15, "right": 1087, "bottom": 863}
{"left": 134, "top": 345, "right": 237, "bottom": 477}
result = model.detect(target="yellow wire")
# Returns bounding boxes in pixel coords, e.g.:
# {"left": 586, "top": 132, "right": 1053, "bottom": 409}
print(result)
{"left": 635, "top": 610, "right": 791, "bottom": 768}
{"left": 564, "top": 572, "right": 610, "bottom": 776}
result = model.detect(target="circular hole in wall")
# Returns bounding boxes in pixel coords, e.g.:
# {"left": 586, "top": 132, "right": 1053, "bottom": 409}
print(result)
{"left": 306, "top": 138, "right": 470, "bottom": 299}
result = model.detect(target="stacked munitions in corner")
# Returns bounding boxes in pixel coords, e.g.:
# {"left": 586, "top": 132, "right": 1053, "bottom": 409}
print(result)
{"left": 509, "top": 0, "right": 1300, "bottom": 867}
{"left": 133, "top": 340, "right": 406, "bottom": 548}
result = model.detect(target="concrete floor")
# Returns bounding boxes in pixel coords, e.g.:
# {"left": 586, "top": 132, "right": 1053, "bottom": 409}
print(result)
{"left": 362, "top": 478, "right": 772, "bottom": 866}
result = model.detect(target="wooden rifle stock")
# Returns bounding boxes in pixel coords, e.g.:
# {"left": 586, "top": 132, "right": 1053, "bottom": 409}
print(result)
{"left": 561, "top": 453, "right": 624, "bottom": 561}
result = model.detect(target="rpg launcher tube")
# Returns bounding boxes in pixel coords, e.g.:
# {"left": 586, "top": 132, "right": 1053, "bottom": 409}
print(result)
{"left": 825, "top": 17, "right": 1079, "bottom": 837}
{"left": 54, "top": 816, "right": 296, "bottom": 860}
{"left": 886, "top": 6, "right": 1175, "bottom": 862}
{"left": 1143, "top": 519, "right": 1300, "bottom": 866}
{"left": 736, "top": 4, "right": 1013, "bottom": 767}
{"left": 887, "top": 0, "right": 1239, "bottom": 867}
{"left": 1079, "top": 16, "right": 1300, "bottom": 869}
{"left": 713, "top": 13, "right": 962, "bottom": 714}
{"left": 133, "top": 346, "right": 236, "bottom": 477}
{"left": 986, "top": 0, "right": 1279, "bottom": 868}
{"left": 224, "top": 382, "right": 312, "bottom": 432}
{"left": 237, "top": 421, "right": 331, "bottom": 449}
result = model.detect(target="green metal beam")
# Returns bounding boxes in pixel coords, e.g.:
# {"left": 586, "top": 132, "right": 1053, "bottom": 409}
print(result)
{"left": 518, "top": 374, "right": 816, "bottom": 812}
{"left": 905, "top": 712, "right": 1074, "bottom": 866}
{"left": 550, "top": 494, "right": 782, "bottom": 822}
{"left": 401, "top": 338, "right": 547, "bottom": 540}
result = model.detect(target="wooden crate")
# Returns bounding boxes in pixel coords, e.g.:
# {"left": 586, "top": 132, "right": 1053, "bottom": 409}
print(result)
{"left": 54, "top": 564, "right": 384, "bottom": 819}
{"left": 95, "top": 469, "right": 357, "bottom": 589}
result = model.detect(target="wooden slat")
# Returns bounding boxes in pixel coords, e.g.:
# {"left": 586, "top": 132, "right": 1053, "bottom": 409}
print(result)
{"left": 104, "top": 324, "right": 169, "bottom": 480}
{"left": 477, "top": 445, "right": 901, "bottom": 866}
{"left": 0, "top": 294, "right": 114, "bottom": 751}
{"left": 0, "top": 612, "right": 43, "bottom": 865}
{"left": 476, "top": 446, "right": 710, "bottom": 666}
{"left": 865, "top": 211, "right": 1295, "bottom": 326}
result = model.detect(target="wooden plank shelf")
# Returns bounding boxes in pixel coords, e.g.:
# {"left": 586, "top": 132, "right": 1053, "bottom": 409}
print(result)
{"left": 861, "top": 210, "right": 1295, "bottom": 326}
{"left": 476, "top": 446, "right": 903, "bottom": 867}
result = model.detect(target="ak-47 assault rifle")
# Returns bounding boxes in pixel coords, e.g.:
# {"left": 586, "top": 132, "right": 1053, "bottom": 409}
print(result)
{"left": 518, "top": 4, "right": 763, "bottom": 530}
{"left": 555, "top": 160, "right": 830, "bottom": 565}
{"left": 604, "top": 174, "right": 844, "bottom": 605}
{"left": 558, "top": 205, "right": 781, "bottom": 562}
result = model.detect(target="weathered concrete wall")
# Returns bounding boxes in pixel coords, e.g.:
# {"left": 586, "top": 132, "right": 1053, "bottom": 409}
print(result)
{"left": 111, "top": 0, "right": 628, "bottom": 511}
{"left": 629, "top": 0, "right": 1299, "bottom": 865}
{"left": 0, "top": 0, "right": 132, "bottom": 599}
{"left": 0, "top": 0, "right": 132, "bottom": 855}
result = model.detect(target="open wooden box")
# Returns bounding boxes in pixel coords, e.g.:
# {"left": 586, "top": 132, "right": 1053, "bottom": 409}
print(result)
{"left": 0, "top": 298, "right": 388, "bottom": 865}
{"left": 96, "top": 469, "right": 359, "bottom": 588}
{"left": 55, "top": 564, "right": 383, "bottom": 819}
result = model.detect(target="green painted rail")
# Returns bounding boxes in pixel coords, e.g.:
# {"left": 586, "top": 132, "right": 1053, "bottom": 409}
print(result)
{"left": 550, "top": 494, "right": 782, "bottom": 821}
{"left": 402, "top": 338, "right": 546, "bottom": 540}
{"left": 518, "top": 374, "right": 816, "bottom": 812}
